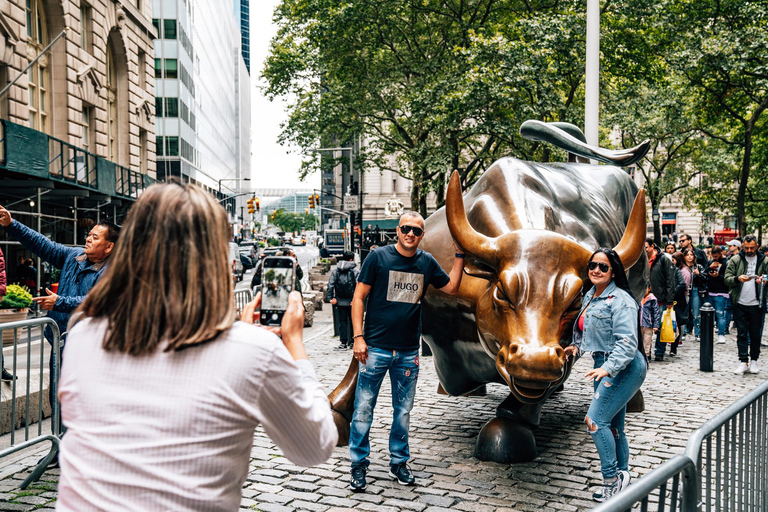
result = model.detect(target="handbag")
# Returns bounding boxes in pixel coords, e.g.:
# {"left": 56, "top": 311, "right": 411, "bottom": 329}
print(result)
{"left": 660, "top": 308, "right": 675, "bottom": 343}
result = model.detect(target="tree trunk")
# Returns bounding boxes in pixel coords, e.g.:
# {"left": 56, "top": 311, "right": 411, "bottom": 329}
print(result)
{"left": 410, "top": 176, "right": 421, "bottom": 212}
{"left": 736, "top": 130, "right": 752, "bottom": 237}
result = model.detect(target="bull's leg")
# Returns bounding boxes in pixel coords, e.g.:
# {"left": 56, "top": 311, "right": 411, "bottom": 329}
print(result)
{"left": 474, "top": 394, "right": 543, "bottom": 463}
{"left": 626, "top": 389, "right": 645, "bottom": 413}
{"left": 327, "top": 357, "right": 359, "bottom": 446}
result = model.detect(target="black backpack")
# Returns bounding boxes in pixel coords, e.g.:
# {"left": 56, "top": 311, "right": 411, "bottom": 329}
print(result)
{"left": 335, "top": 268, "right": 357, "bottom": 299}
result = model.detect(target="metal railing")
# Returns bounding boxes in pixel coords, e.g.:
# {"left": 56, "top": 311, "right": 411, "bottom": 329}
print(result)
{"left": 593, "top": 379, "right": 768, "bottom": 511}
{"left": 116, "top": 164, "right": 144, "bottom": 199}
{"left": 0, "top": 317, "right": 61, "bottom": 489}
{"left": 49, "top": 137, "right": 98, "bottom": 189}
{"left": 234, "top": 289, "right": 253, "bottom": 317}
{"left": 0, "top": 120, "right": 5, "bottom": 166}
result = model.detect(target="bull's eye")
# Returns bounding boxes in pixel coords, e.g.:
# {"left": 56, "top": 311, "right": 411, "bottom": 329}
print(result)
{"left": 494, "top": 285, "right": 515, "bottom": 309}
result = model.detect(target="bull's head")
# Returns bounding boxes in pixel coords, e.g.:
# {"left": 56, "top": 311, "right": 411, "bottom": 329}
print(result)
{"left": 445, "top": 171, "right": 646, "bottom": 403}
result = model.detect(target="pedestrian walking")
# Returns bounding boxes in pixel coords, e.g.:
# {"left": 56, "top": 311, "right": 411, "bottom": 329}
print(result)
{"left": 664, "top": 242, "right": 676, "bottom": 257}
{"left": 564, "top": 249, "right": 646, "bottom": 502}
{"left": 724, "top": 235, "right": 768, "bottom": 374}
{"left": 640, "top": 286, "right": 661, "bottom": 361}
{"left": 326, "top": 251, "right": 359, "bottom": 350}
{"left": 55, "top": 182, "right": 337, "bottom": 512}
{"left": 669, "top": 251, "right": 689, "bottom": 353}
{"left": 707, "top": 245, "right": 730, "bottom": 344}
{"left": 683, "top": 248, "right": 708, "bottom": 341}
{"left": 645, "top": 239, "right": 676, "bottom": 361}
{"left": 679, "top": 233, "right": 707, "bottom": 267}
{"left": 348, "top": 211, "right": 465, "bottom": 492}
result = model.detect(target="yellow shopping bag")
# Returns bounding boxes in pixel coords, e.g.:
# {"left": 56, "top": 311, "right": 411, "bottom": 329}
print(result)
{"left": 660, "top": 307, "right": 675, "bottom": 343}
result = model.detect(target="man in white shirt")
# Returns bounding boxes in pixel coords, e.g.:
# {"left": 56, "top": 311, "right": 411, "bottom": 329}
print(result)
{"left": 724, "top": 235, "right": 768, "bottom": 374}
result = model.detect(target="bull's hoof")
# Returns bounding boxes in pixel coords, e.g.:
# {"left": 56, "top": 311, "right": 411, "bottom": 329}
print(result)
{"left": 626, "top": 389, "right": 645, "bottom": 413}
{"left": 474, "top": 418, "right": 537, "bottom": 463}
{"left": 332, "top": 410, "right": 350, "bottom": 447}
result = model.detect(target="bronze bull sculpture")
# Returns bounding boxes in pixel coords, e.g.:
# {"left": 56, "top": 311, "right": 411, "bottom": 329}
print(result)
{"left": 328, "top": 122, "right": 649, "bottom": 463}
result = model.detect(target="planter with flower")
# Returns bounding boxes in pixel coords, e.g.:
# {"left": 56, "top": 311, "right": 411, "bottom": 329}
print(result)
{"left": 0, "top": 285, "right": 33, "bottom": 345}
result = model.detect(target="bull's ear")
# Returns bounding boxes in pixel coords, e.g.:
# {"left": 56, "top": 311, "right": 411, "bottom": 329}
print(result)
{"left": 613, "top": 190, "right": 647, "bottom": 269}
{"left": 463, "top": 258, "right": 496, "bottom": 280}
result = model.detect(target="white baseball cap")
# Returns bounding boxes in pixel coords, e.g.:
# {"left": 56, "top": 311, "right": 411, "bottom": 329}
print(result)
{"left": 726, "top": 240, "right": 741, "bottom": 247}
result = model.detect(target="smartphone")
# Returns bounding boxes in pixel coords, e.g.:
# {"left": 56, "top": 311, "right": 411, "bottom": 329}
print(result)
{"left": 260, "top": 256, "right": 295, "bottom": 325}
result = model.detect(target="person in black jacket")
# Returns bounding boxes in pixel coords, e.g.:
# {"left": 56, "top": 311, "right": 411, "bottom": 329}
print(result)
{"left": 645, "top": 239, "right": 676, "bottom": 361}
{"left": 679, "top": 234, "right": 708, "bottom": 267}
{"left": 707, "top": 245, "right": 730, "bottom": 344}
{"left": 325, "top": 252, "right": 359, "bottom": 350}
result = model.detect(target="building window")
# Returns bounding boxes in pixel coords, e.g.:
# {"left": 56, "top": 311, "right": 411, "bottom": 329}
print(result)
{"left": 164, "top": 59, "right": 177, "bottom": 78}
{"left": 25, "top": 0, "right": 49, "bottom": 133}
{"left": 152, "top": 18, "right": 159, "bottom": 34}
{"left": 137, "top": 50, "right": 146, "bottom": 89}
{"left": 163, "top": 20, "right": 177, "bottom": 39}
{"left": 154, "top": 57, "right": 161, "bottom": 78}
{"left": 156, "top": 136, "right": 179, "bottom": 157}
{"left": 80, "top": 4, "right": 92, "bottom": 54}
{"left": 107, "top": 41, "right": 117, "bottom": 162}
{"left": 164, "top": 97, "right": 178, "bottom": 117}
{"left": 81, "top": 106, "right": 94, "bottom": 152}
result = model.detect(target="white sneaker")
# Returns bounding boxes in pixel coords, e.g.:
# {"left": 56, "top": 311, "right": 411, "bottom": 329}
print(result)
{"left": 718, "top": 335, "right": 726, "bottom": 344}
{"left": 734, "top": 362, "right": 750, "bottom": 375}
{"left": 749, "top": 360, "right": 761, "bottom": 374}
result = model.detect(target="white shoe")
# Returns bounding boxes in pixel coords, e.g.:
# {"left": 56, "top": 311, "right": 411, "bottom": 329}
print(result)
{"left": 734, "top": 362, "right": 750, "bottom": 375}
{"left": 718, "top": 335, "right": 726, "bottom": 344}
{"left": 749, "top": 360, "right": 761, "bottom": 374}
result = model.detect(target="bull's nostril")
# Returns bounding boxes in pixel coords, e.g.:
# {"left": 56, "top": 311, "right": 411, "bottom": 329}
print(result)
{"left": 554, "top": 346, "right": 564, "bottom": 359}
{"left": 509, "top": 344, "right": 519, "bottom": 355}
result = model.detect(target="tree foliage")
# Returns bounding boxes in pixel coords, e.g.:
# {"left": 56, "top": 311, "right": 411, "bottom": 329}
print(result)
{"left": 270, "top": 207, "right": 317, "bottom": 233}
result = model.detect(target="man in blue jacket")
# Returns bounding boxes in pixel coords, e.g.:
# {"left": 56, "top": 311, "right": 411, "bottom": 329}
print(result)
{"left": 0, "top": 205, "right": 119, "bottom": 451}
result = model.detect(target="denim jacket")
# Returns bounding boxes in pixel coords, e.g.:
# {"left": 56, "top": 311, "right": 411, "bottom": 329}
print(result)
{"left": 570, "top": 281, "right": 639, "bottom": 377}
{"left": 5, "top": 220, "right": 108, "bottom": 342}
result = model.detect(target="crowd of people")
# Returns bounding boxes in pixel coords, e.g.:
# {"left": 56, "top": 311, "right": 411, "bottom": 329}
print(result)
{"left": 644, "top": 234, "right": 767, "bottom": 374}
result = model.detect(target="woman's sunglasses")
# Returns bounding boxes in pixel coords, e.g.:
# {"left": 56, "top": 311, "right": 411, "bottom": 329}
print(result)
{"left": 587, "top": 261, "right": 611, "bottom": 273}
{"left": 399, "top": 225, "right": 424, "bottom": 236}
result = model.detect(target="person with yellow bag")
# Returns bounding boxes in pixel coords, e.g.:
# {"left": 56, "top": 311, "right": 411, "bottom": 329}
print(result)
{"left": 645, "top": 239, "right": 677, "bottom": 361}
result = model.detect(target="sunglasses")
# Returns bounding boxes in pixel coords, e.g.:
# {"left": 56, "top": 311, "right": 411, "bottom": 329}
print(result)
{"left": 588, "top": 261, "right": 611, "bottom": 273}
{"left": 398, "top": 225, "right": 424, "bottom": 237}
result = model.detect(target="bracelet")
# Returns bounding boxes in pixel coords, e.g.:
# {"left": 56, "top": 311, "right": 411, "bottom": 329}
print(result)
{"left": 455, "top": 253, "right": 466, "bottom": 258}
{"left": 353, "top": 334, "right": 364, "bottom": 339}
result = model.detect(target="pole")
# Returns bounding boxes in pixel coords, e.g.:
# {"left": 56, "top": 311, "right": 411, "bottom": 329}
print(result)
{"left": 700, "top": 302, "right": 714, "bottom": 372}
{"left": 584, "top": 0, "right": 600, "bottom": 147}
{"left": 0, "top": 28, "right": 69, "bottom": 100}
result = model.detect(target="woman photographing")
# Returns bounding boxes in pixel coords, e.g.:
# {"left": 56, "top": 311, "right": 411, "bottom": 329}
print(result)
{"left": 564, "top": 249, "right": 647, "bottom": 502}
{"left": 55, "top": 182, "right": 337, "bottom": 511}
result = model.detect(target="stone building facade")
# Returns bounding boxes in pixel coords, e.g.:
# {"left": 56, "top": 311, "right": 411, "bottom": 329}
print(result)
{"left": 0, "top": 0, "right": 156, "bottom": 176}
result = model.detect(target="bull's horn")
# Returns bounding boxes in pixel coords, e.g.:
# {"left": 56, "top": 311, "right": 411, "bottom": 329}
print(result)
{"left": 445, "top": 170, "right": 498, "bottom": 265}
{"left": 612, "top": 190, "right": 647, "bottom": 269}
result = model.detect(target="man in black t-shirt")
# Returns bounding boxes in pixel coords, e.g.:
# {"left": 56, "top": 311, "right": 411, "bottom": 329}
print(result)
{"left": 348, "top": 211, "right": 465, "bottom": 492}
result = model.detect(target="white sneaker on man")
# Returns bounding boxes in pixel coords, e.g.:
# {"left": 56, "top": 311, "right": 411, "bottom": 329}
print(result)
{"left": 749, "top": 360, "right": 761, "bottom": 374}
{"left": 718, "top": 335, "right": 726, "bottom": 344}
{"left": 734, "top": 362, "right": 750, "bottom": 375}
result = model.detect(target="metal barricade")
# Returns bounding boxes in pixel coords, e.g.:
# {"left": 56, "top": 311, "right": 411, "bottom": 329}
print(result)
{"left": 593, "top": 379, "right": 768, "bottom": 511}
{"left": 234, "top": 289, "right": 253, "bottom": 317}
{"left": 0, "top": 317, "right": 61, "bottom": 489}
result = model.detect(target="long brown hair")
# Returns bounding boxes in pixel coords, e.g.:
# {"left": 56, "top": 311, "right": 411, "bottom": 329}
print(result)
{"left": 75, "top": 181, "right": 235, "bottom": 355}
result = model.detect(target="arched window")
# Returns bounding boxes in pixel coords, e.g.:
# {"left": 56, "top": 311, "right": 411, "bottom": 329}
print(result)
{"left": 106, "top": 41, "right": 117, "bottom": 162}
{"left": 25, "top": 0, "right": 49, "bottom": 133}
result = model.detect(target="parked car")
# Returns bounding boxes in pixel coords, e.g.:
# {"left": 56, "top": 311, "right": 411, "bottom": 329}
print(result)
{"left": 229, "top": 242, "right": 244, "bottom": 281}
{"left": 239, "top": 250, "right": 254, "bottom": 270}
{"left": 238, "top": 240, "right": 259, "bottom": 261}
{"left": 292, "top": 236, "right": 306, "bottom": 246}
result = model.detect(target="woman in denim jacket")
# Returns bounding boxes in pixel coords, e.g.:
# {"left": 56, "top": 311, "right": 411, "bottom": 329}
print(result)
{"left": 564, "top": 248, "right": 647, "bottom": 502}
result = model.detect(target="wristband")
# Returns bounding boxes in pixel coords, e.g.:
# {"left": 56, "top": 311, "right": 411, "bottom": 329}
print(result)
{"left": 455, "top": 253, "right": 465, "bottom": 258}
{"left": 353, "top": 334, "right": 364, "bottom": 339}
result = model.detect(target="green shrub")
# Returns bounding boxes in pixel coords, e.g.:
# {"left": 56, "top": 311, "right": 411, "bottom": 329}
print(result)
{"left": 0, "top": 284, "right": 33, "bottom": 310}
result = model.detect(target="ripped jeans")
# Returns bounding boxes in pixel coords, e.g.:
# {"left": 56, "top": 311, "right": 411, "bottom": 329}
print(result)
{"left": 586, "top": 351, "right": 646, "bottom": 480}
{"left": 349, "top": 347, "right": 419, "bottom": 469}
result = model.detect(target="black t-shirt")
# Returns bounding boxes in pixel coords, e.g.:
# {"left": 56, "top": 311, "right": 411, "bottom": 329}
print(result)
{"left": 358, "top": 245, "right": 450, "bottom": 350}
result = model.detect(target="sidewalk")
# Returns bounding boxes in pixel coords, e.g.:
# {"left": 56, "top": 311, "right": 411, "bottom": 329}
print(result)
{"left": 0, "top": 305, "right": 763, "bottom": 511}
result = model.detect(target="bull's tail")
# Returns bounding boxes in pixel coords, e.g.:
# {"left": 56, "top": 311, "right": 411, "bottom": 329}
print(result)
{"left": 327, "top": 357, "right": 359, "bottom": 446}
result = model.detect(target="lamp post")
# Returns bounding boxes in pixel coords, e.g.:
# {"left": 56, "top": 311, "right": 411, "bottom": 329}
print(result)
{"left": 652, "top": 208, "right": 661, "bottom": 246}
{"left": 218, "top": 178, "right": 251, "bottom": 231}
{"left": 311, "top": 146, "right": 361, "bottom": 255}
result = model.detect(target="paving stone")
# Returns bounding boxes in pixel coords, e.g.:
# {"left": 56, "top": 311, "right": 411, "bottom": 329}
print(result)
{"left": 418, "top": 494, "right": 456, "bottom": 507}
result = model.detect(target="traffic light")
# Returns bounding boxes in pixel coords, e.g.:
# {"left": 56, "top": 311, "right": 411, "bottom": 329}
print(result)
{"left": 314, "top": 193, "right": 320, "bottom": 207}
{"left": 271, "top": 212, "right": 275, "bottom": 221}
{"left": 308, "top": 194, "right": 315, "bottom": 209}
{"left": 247, "top": 197, "right": 255, "bottom": 214}
{"left": 254, "top": 197, "right": 260, "bottom": 212}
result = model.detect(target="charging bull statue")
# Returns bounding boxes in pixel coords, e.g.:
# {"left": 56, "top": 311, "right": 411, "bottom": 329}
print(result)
{"left": 328, "top": 121, "right": 650, "bottom": 463}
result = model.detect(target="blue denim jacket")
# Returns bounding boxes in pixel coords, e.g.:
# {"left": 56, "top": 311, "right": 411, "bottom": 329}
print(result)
{"left": 571, "top": 281, "right": 639, "bottom": 377}
{"left": 5, "top": 220, "right": 108, "bottom": 342}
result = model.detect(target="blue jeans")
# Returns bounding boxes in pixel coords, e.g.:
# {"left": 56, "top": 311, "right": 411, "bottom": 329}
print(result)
{"left": 686, "top": 287, "right": 702, "bottom": 336}
{"left": 586, "top": 351, "right": 647, "bottom": 480}
{"left": 350, "top": 347, "right": 420, "bottom": 469}
{"left": 709, "top": 295, "right": 729, "bottom": 336}
{"left": 725, "top": 297, "right": 733, "bottom": 331}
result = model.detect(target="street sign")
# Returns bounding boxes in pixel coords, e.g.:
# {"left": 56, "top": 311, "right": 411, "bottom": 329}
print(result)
{"left": 343, "top": 195, "right": 359, "bottom": 211}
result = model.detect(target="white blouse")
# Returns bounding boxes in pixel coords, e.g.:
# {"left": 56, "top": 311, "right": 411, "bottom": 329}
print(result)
{"left": 56, "top": 318, "right": 337, "bottom": 512}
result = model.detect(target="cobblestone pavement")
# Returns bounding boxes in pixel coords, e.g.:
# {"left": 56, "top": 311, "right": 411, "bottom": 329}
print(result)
{"left": 0, "top": 305, "right": 765, "bottom": 511}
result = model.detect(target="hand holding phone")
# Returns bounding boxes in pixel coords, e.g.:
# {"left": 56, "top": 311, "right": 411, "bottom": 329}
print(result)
{"left": 259, "top": 256, "right": 296, "bottom": 325}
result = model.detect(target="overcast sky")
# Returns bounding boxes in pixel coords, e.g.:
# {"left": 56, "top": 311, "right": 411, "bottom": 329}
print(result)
{"left": 250, "top": 0, "right": 319, "bottom": 191}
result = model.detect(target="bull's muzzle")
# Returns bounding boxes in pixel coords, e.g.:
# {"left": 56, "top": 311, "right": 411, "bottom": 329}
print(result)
{"left": 496, "top": 343, "right": 566, "bottom": 402}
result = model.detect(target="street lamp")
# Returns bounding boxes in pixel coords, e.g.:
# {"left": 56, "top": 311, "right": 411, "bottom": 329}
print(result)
{"left": 652, "top": 209, "right": 661, "bottom": 246}
{"left": 652, "top": 209, "right": 660, "bottom": 224}
{"left": 218, "top": 177, "right": 250, "bottom": 195}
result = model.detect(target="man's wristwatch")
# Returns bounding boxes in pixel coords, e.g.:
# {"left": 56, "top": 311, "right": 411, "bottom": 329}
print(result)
{"left": 353, "top": 334, "right": 364, "bottom": 339}
{"left": 455, "top": 253, "right": 465, "bottom": 258}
